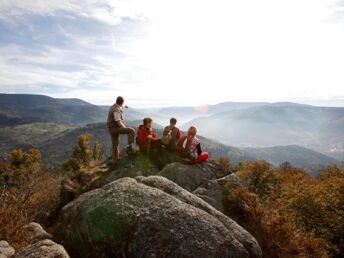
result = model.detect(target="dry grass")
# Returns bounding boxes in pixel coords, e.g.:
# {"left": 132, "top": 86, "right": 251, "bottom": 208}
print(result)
{"left": 224, "top": 186, "right": 329, "bottom": 258}
{"left": 0, "top": 151, "right": 61, "bottom": 249}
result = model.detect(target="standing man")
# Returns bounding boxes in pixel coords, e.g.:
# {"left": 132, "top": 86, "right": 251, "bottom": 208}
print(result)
{"left": 107, "top": 96, "right": 135, "bottom": 161}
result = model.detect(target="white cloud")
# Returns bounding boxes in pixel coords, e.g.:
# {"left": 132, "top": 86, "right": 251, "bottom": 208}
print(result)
{"left": 0, "top": 0, "right": 344, "bottom": 106}
{"left": 0, "top": 0, "right": 145, "bottom": 25}
{"left": 115, "top": 0, "right": 344, "bottom": 106}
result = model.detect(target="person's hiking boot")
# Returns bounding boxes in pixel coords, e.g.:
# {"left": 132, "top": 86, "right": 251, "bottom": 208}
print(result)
{"left": 126, "top": 145, "right": 134, "bottom": 155}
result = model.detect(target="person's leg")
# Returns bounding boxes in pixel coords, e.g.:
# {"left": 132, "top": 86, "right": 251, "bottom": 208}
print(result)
{"left": 196, "top": 152, "right": 209, "bottom": 163}
{"left": 118, "top": 127, "right": 135, "bottom": 145}
{"left": 108, "top": 128, "right": 120, "bottom": 161}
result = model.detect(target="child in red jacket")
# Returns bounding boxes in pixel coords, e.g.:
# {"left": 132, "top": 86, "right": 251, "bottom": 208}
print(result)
{"left": 137, "top": 117, "right": 161, "bottom": 154}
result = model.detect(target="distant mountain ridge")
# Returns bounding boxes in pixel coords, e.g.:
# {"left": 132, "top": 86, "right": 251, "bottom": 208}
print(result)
{"left": 244, "top": 145, "right": 339, "bottom": 176}
{"left": 0, "top": 93, "right": 106, "bottom": 126}
{"left": 183, "top": 102, "right": 344, "bottom": 161}
{"left": 0, "top": 93, "right": 342, "bottom": 174}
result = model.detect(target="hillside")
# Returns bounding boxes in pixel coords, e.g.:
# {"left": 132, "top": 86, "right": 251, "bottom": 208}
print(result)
{"left": 0, "top": 94, "right": 342, "bottom": 170}
{"left": 0, "top": 93, "right": 106, "bottom": 126}
{"left": 35, "top": 122, "right": 338, "bottom": 174}
{"left": 38, "top": 122, "right": 254, "bottom": 164}
{"left": 141, "top": 102, "right": 268, "bottom": 125}
{"left": 244, "top": 145, "right": 339, "bottom": 176}
{"left": 0, "top": 122, "right": 73, "bottom": 160}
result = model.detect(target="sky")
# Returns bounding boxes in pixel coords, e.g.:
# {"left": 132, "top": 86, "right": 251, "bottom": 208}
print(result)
{"left": 0, "top": 0, "right": 344, "bottom": 107}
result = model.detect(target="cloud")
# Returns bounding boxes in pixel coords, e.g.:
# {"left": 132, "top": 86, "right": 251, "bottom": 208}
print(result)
{"left": 0, "top": 0, "right": 146, "bottom": 26}
{"left": 331, "top": 0, "right": 344, "bottom": 22}
{"left": 0, "top": 0, "right": 344, "bottom": 106}
{"left": 0, "top": 2, "right": 150, "bottom": 103}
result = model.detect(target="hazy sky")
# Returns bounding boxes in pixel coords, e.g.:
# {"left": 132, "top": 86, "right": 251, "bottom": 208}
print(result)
{"left": 1, "top": 0, "right": 344, "bottom": 107}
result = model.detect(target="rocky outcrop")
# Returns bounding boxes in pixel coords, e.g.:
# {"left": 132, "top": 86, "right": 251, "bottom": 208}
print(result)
{"left": 56, "top": 176, "right": 262, "bottom": 258}
{"left": 0, "top": 241, "right": 15, "bottom": 258}
{"left": 89, "top": 154, "right": 159, "bottom": 190}
{"left": 15, "top": 239, "right": 69, "bottom": 258}
{"left": 193, "top": 173, "right": 243, "bottom": 212}
{"left": 1, "top": 223, "right": 70, "bottom": 258}
{"left": 158, "top": 160, "right": 231, "bottom": 191}
{"left": 136, "top": 176, "right": 261, "bottom": 257}
{"left": 22, "top": 222, "right": 53, "bottom": 244}
{"left": 193, "top": 178, "right": 224, "bottom": 211}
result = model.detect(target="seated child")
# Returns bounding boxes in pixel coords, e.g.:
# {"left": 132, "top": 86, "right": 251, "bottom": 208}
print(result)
{"left": 176, "top": 126, "right": 208, "bottom": 164}
{"left": 137, "top": 117, "right": 158, "bottom": 153}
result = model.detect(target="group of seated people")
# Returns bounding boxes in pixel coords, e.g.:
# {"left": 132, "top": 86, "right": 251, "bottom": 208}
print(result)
{"left": 136, "top": 117, "right": 209, "bottom": 165}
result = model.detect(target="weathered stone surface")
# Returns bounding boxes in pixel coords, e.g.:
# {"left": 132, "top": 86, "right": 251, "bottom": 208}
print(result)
{"left": 56, "top": 176, "right": 262, "bottom": 258}
{"left": 158, "top": 160, "right": 231, "bottom": 191}
{"left": 22, "top": 223, "right": 52, "bottom": 244}
{"left": 137, "top": 176, "right": 262, "bottom": 258}
{"left": 0, "top": 241, "right": 15, "bottom": 258}
{"left": 193, "top": 173, "right": 243, "bottom": 212}
{"left": 218, "top": 173, "right": 243, "bottom": 187}
{"left": 89, "top": 154, "right": 159, "bottom": 190}
{"left": 193, "top": 179, "right": 224, "bottom": 211}
{"left": 15, "top": 239, "right": 69, "bottom": 258}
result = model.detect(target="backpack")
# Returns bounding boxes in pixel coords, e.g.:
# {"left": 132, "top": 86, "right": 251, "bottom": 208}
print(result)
{"left": 161, "top": 126, "right": 175, "bottom": 146}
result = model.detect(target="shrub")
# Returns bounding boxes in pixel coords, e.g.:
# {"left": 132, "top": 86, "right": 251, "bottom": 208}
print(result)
{"left": 0, "top": 149, "right": 61, "bottom": 249}
{"left": 224, "top": 186, "right": 328, "bottom": 258}
{"left": 10, "top": 149, "right": 24, "bottom": 168}
{"left": 289, "top": 167, "right": 344, "bottom": 255}
{"left": 92, "top": 140, "right": 103, "bottom": 162}
{"left": 223, "top": 159, "right": 343, "bottom": 257}
{"left": 63, "top": 134, "right": 103, "bottom": 172}
{"left": 236, "top": 160, "right": 278, "bottom": 199}
{"left": 72, "top": 133, "right": 93, "bottom": 167}
{"left": 216, "top": 156, "right": 232, "bottom": 170}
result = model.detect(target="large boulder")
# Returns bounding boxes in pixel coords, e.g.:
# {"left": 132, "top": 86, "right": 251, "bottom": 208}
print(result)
{"left": 158, "top": 160, "right": 231, "bottom": 191}
{"left": 137, "top": 176, "right": 261, "bottom": 257}
{"left": 0, "top": 241, "right": 15, "bottom": 258}
{"left": 56, "top": 176, "right": 262, "bottom": 258}
{"left": 15, "top": 239, "right": 69, "bottom": 258}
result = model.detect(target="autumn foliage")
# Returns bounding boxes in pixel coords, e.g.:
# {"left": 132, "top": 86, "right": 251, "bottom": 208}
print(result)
{"left": 223, "top": 160, "right": 344, "bottom": 258}
{"left": 0, "top": 149, "right": 61, "bottom": 249}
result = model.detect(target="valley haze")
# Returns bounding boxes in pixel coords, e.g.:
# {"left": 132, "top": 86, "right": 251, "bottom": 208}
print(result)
{"left": 0, "top": 93, "right": 342, "bottom": 177}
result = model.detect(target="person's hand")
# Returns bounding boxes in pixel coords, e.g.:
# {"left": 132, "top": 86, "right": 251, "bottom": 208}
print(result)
{"left": 147, "top": 135, "right": 153, "bottom": 139}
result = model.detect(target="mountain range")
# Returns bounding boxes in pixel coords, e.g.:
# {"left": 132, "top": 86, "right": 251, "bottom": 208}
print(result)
{"left": 0, "top": 94, "right": 105, "bottom": 126}
{"left": 182, "top": 102, "right": 344, "bottom": 161}
{"left": 0, "top": 93, "right": 341, "bottom": 174}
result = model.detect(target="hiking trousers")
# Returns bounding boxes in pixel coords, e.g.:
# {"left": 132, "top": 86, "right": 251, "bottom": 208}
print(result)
{"left": 108, "top": 126, "right": 135, "bottom": 161}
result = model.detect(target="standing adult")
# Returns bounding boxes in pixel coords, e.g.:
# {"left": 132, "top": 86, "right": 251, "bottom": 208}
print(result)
{"left": 107, "top": 96, "right": 135, "bottom": 161}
